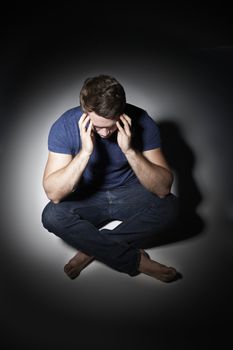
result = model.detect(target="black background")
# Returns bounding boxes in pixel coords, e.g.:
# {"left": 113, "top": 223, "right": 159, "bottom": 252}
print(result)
{"left": 1, "top": 3, "right": 233, "bottom": 349}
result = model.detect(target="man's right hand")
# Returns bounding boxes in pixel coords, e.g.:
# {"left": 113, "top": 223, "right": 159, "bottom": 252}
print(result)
{"left": 78, "top": 113, "right": 95, "bottom": 156}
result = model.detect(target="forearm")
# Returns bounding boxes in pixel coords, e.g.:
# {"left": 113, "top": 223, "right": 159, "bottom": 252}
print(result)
{"left": 43, "top": 150, "right": 91, "bottom": 203}
{"left": 125, "top": 149, "right": 173, "bottom": 197}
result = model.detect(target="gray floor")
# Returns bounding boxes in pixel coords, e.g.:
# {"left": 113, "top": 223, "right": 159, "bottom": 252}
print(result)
{"left": 1, "top": 195, "right": 232, "bottom": 348}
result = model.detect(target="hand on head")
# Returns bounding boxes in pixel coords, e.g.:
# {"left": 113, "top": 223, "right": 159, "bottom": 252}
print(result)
{"left": 116, "top": 114, "right": 132, "bottom": 154}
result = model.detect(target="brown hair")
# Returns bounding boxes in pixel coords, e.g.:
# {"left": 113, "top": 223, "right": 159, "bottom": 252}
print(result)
{"left": 80, "top": 74, "right": 126, "bottom": 119}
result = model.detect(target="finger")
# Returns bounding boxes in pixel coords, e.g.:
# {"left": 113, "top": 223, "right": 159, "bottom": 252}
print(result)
{"left": 79, "top": 113, "right": 87, "bottom": 125}
{"left": 116, "top": 121, "right": 126, "bottom": 135}
{"left": 120, "top": 116, "right": 131, "bottom": 136}
{"left": 87, "top": 120, "right": 93, "bottom": 135}
{"left": 122, "top": 114, "right": 132, "bottom": 126}
{"left": 81, "top": 115, "right": 90, "bottom": 130}
{"left": 84, "top": 116, "right": 91, "bottom": 130}
{"left": 81, "top": 112, "right": 87, "bottom": 119}
{"left": 80, "top": 113, "right": 89, "bottom": 124}
{"left": 78, "top": 114, "right": 88, "bottom": 129}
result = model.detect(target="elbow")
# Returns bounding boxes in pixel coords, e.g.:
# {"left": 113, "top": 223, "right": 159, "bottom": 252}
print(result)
{"left": 43, "top": 187, "right": 61, "bottom": 204}
{"left": 157, "top": 187, "right": 171, "bottom": 199}
{"left": 43, "top": 180, "right": 61, "bottom": 204}
{"left": 47, "top": 192, "right": 61, "bottom": 204}
{"left": 157, "top": 175, "right": 173, "bottom": 198}
{"left": 50, "top": 198, "right": 61, "bottom": 204}
{"left": 48, "top": 196, "right": 61, "bottom": 204}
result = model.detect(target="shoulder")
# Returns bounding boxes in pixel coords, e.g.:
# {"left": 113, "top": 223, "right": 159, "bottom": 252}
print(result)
{"left": 48, "top": 106, "right": 82, "bottom": 154}
{"left": 51, "top": 106, "right": 83, "bottom": 128}
{"left": 125, "top": 103, "right": 146, "bottom": 118}
{"left": 126, "top": 103, "right": 161, "bottom": 151}
{"left": 125, "top": 103, "right": 157, "bottom": 126}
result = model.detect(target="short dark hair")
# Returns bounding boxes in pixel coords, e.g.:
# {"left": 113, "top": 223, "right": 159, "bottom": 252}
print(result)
{"left": 79, "top": 74, "right": 126, "bottom": 119}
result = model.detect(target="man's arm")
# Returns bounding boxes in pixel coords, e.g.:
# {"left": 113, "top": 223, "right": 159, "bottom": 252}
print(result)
{"left": 125, "top": 148, "right": 173, "bottom": 198}
{"left": 116, "top": 114, "right": 173, "bottom": 198}
{"left": 43, "top": 114, "right": 94, "bottom": 203}
{"left": 43, "top": 150, "right": 91, "bottom": 203}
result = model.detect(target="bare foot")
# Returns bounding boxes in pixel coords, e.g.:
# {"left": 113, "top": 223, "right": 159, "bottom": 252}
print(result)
{"left": 140, "top": 249, "right": 150, "bottom": 259}
{"left": 64, "top": 251, "right": 94, "bottom": 279}
{"left": 139, "top": 252, "right": 178, "bottom": 283}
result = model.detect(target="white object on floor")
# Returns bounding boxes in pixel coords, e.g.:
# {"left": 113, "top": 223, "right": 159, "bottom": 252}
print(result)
{"left": 99, "top": 220, "right": 122, "bottom": 230}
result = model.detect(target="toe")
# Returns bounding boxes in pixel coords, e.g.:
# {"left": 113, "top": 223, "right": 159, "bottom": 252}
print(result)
{"left": 68, "top": 268, "right": 80, "bottom": 279}
{"left": 64, "top": 264, "right": 71, "bottom": 273}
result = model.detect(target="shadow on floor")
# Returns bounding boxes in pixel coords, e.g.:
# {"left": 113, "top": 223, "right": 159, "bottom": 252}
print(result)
{"left": 138, "top": 119, "right": 206, "bottom": 249}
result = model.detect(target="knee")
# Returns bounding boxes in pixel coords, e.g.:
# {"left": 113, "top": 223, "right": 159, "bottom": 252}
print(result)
{"left": 41, "top": 201, "right": 79, "bottom": 232}
{"left": 41, "top": 201, "right": 66, "bottom": 232}
{"left": 41, "top": 202, "right": 55, "bottom": 231}
{"left": 153, "top": 194, "right": 180, "bottom": 228}
{"left": 166, "top": 194, "right": 181, "bottom": 225}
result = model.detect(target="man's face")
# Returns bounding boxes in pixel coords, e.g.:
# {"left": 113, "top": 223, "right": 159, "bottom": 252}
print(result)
{"left": 87, "top": 111, "right": 120, "bottom": 139}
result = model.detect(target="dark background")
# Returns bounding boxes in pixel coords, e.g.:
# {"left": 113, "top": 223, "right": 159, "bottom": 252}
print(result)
{"left": 1, "top": 3, "right": 233, "bottom": 349}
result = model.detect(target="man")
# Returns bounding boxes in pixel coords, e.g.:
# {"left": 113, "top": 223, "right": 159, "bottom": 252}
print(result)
{"left": 42, "top": 74, "right": 180, "bottom": 282}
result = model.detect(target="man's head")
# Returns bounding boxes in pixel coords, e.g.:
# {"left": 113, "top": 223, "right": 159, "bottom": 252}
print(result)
{"left": 80, "top": 74, "right": 126, "bottom": 119}
{"left": 80, "top": 74, "right": 126, "bottom": 138}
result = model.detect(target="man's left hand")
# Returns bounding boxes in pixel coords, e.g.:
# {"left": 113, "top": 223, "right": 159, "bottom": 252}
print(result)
{"left": 116, "top": 114, "right": 132, "bottom": 154}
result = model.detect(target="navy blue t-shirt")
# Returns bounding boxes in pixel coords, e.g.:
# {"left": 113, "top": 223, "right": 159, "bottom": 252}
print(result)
{"left": 48, "top": 103, "right": 161, "bottom": 191}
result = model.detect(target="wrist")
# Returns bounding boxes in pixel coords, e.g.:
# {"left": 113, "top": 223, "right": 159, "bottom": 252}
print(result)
{"left": 124, "top": 148, "right": 136, "bottom": 157}
{"left": 80, "top": 148, "right": 92, "bottom": 158}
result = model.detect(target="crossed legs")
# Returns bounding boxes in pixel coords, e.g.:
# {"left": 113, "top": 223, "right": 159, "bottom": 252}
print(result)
{"left": 64, "top": 248, "right": 177, "bottom": 282}
{"left": 42, "top": 186, "right": 180, "bottom": 283}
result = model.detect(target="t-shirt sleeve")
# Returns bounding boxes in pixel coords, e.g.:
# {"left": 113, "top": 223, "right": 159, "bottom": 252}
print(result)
{"left": 48, "top": 117, "right": 72, "bottom": 154}
{"left": 137, "top": 111, "right": 161, "bottom": 151}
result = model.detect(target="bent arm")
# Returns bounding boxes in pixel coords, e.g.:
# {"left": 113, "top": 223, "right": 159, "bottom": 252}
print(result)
{"left": 43, "top": 150, "right": 91, "bottom": 203}
{"left": 125, "top": 147, "right": 173, "bottom": 198}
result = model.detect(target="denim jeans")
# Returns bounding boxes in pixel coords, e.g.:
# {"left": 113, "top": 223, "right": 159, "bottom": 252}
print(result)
{"left": 41, "top": 183, "right": 179, "bottom": 276}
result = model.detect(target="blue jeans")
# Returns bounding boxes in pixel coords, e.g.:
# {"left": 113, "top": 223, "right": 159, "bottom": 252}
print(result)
{"left": 41, "top": 183, "right": 179, "bottom": 276}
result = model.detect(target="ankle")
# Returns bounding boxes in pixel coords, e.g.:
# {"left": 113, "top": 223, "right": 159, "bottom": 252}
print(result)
{"left": 138, "top": 252, "right": 150, "bottom": 273}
